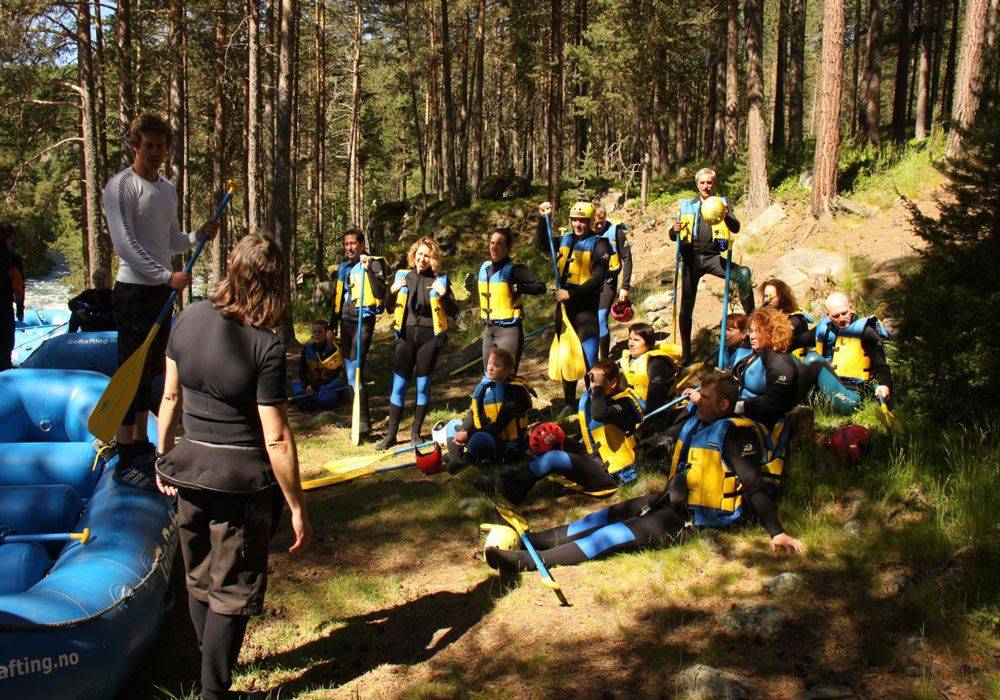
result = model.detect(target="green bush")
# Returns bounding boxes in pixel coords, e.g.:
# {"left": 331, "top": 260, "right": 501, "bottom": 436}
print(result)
{"left": 889, "top": 89, "right": 1000, "bottom": 424}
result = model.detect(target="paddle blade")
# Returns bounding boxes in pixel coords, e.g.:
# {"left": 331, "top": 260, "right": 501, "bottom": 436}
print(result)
{"left": 494, "top": 504, "right": 529, "bottom": 535}
{"left": 320, "top": 452, "right": 385, "bottom": 474}
{"left": 558, "top": 306, "right": 586, "bottom": 382}
{"left": 87, "top": 322, "right": 160, "bottom": 442}
{"left": 302, "top": 464, "right": 377, "bottom": 491}
{"left": 350, "top": 366, "right": 362, "bottom": 446}
{"left": 548, "top": 333, "right": 562, "bottom": 381}
{"left": 877, "top": 400, "right": 903, "bottom": 434}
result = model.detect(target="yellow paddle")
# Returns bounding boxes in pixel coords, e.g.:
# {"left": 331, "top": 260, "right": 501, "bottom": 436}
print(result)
{"left": 88, "top": 181, "right": 237, "bottom": 442}
{"left": 876, "top": 396, "right": 903, "bottom": 434}
{"left": 544, "top": 213, "right": 586, "bottom": 382}
{"left": 493, "top": 503, "right": 570, "bottom": 606}
{"left": 350, "top": 265, "right": 367, "bottom": 446}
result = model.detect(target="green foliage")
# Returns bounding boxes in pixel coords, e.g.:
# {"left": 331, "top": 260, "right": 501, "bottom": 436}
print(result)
{"left": 890, "top": 90, "right": 1000, "bottom": 425}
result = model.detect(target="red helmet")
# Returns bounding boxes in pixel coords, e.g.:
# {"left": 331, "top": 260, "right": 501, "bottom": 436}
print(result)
{"left": 529, "top": 422, "right": 566, "bottom": 456}
{"left": 610, "top": 299, "right": 634, "bottom": 323}
{"left": 825, "top": 425, "right": 871, "bottom": 466}
{"left": 415, "top": 442, "right": 445, "bottom": 475}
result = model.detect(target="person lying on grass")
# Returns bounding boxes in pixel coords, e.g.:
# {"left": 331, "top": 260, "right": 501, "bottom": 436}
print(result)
{"left": 483, "top": 369, "right": 803, "bottom": 573}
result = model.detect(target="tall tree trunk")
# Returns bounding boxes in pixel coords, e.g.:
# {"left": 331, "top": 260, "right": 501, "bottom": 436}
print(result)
{"left": 891, "top": 0, "right": 913, "bottom": 141}
{"left": 262, "top": 0, "right": 276, "bottom": 232}
{"left": 941, "top": 0, "right": 960, "bottom": 120}
{"left": 402, "top": 0, "right": 427, "bottom": 204}
{"left": 858, "top": 0, "right": 883, "bottom": 143}
{"left": 772, "top": 0, "right": 788, "bottom": 147}
{"left": 427, "top": 1, "right": 444, "bottom": 199}
{"left": 915, "top": 0, "right": 936, "bottom": 138}
{"left": 546, "top": 0, "right": 564, "bottom": 210}
{"left": 246, "top": 0, "right": 261, "bottom": 238}
{"left": 713, "top": 26, "right": 727, "bottom": 161}
{"left": 346, "top": 0, "right": 363, "bottom": 227}
{"left": 116, "top": 0, "right": 134, "bottom": 168}
{"left": 850, "top": 0, "right": 861, "bottom": 135}
{"left": 929, "top": 0, "right": 947, "bottom": 119}
{"left": 289, "top": 3, "right": 301, "bottom": 273}
{"left": 211, "top": 2, "right": 227, "bottom": 284}
{"left": 456, "top": 9, "right": 471, "bottom": 200}
{"left": 91, "top": 0, "right": 109, "bottom": 186}
{"left": 571, "top": 0, "right": 588, "bottom": 169}
{"left": 273, "top": 0, "right": 296, "bottom": 337}
{"left": 745, "top": 0, "right": 770, "bottom": 217}
{"left": 724, "top": 0, "right": 740, "bottom": 156}
{"left": 946, "top": 0, "right": 992, "bottom": 156}
{"left": 168, "top": 0, "right": 185, "bottom": 235}
{"left": 788, "top": 0, "right": 806, "bottom": 146}
{"left": 440, "top": 0, "right": 462, "bottom": 206}
{"left": 78, "top": 0, "right": 111, "bottom": 275}
{"left": 470, "top": 0, "right": 486, "bottom": 202}
{"left": 313, "top": 0, "right": 325, "bottom": 277}
{"left": 812, "top": 0, "right": 846, "bottom": 216}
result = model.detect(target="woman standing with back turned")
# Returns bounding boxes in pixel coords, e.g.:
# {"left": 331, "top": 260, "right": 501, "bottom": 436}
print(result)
{"left": 155, "top": 234, "right": 312, "bottom": 700}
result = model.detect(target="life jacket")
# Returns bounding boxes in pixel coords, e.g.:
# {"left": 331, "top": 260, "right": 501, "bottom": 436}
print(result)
{"left": 814, "top": 315, "right": 889, "bottom": 382}
{"left": 677, "top": 197, "right": 731, "bottom": 247}
{"left": 617, "top": 346, "right": 677, "bottom": 408}
{"left": 790, "top": 311, "right": 814, "bottom": 360}
{"left": 392, "top": 270, "right": 450, "bottom": 336}
{"left": 600, "top": 221, "right": 626, "bottom": 275}
{"left": 577, "top": 387, "right": 644, "bottom": 474}
{"left": 470, "top": 377, "right": 536, "bottom": 448}
{"left": 477, "top": 261, "right": 523, "bottom": 326}
{"left": 556, "top": 231, "right": 601, "bottom": 287}
{"left": 668, "top": 414, "right": 781, "bottom": 527}
{"left": 347, "top": 257, "right": 387, "bottom": 318}
{"left": 735, "top": 353, "right": 768, "bottom": 400}
{"left": 721, "top": 344, "right": 754, "bottom": 371}
{"left": 303, "top": 342, "right": 343, "bottom": 383}
{"left": 331, "top": 261, "right": 352, "bottom": 317}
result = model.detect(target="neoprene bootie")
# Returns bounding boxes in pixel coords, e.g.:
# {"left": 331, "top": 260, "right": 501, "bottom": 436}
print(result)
{"left": 411, "top": 404, "right": 429, "bottom": 443}
{"left": 377, "top": 404, "right": 404, "bottom": 451}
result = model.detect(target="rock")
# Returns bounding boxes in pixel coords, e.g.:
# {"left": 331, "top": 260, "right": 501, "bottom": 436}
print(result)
{"left": 677, "top": 166, "right": 695, "bottom": 180}
{"left": 458, "top": 497, "right": 480, "bottom": 518}
{"left": 830, "top": 196, "right": 879, "bottom": 218}
{"left": 365, "top": 200, "right": 408, "bottom": 244}
{"left": 641, "top": 291, "right": 674, "bottom": 312}
{"left": 842, "top": 519, "right": 862, "bottom": 536}
{"left": 599, "top": 189, "right": 625, "bottom": 213}
{"left": 799, "top": 168, "right": 814, "bottom": 191}
{"left": 508, "top": 204, "right": 526, "bottom": 219}
{"left": 745, "top": 203, "right": 788, "bottom": 237}
{"left": 796, "top": 684, "right": 854, "bottom": 699}
{"left": 721, "top": 604, "right": 785, "bottom": 639}
{"left": 433, "top": 225, "right": 458, "bottom": 254}
{"left": 674, "top": 664, "right": 750, "bottom": 700}
{"left": 770, "top": 248, "right": 850, "bottom": 296}
{"left": 763, "top": 572, "right": 805, "bottom": 596}
{"left": 651, "top": 315, "right": 671, "bottom": 331}
{"left": 477, "top": 173, "right": 531, "bottom": 200}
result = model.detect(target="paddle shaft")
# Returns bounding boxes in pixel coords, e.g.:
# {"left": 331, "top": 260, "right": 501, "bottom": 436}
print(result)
{"left": 495, "top": 504, "right": 569, "bottom": 606}
{"left": 449, "top": 324, "right": 553, "bottom": 376}
{"left": 641, "top": 393, "right": 689, "bottom": 423}
{"left": 717, "top": 246, "right": 733, "bottom": 368}
{"left": 350, "top": 264, "right": 366, "bottom": 444}
{"left": 1, "top": 529, "right": 90, "bottom": 545}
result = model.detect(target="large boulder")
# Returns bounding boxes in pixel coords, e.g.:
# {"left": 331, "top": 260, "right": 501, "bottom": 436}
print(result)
{"left": 675, "top": 664, "right": 750, "bottom": 700}
{"left": 745, "top": 203, "right": 787, "bottom": 237}
{"left": 641, "top": 290, "right": 674, "bottom": 312}
{"left": 477, "top": 173, "right": 531, "bottom": 201}
{"left": 599, "top": 189, "right": 626, "bottom": 213}
{"left": 365, "top": 200, "right": 408, "bottom": 245}
{"left": 433, "top": 225, "right": 459, "bottom": 254}
{"left": 770, "top": 248, "right": 850, "bottom": 293}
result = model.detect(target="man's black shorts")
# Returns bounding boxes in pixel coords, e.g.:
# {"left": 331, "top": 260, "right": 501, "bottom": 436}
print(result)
{"left": 112, "top": 281, "right": 172, "bottom": 422}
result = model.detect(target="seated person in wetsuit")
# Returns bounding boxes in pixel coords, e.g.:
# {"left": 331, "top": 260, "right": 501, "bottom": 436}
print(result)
{"left": 483, "top": 370, "right": 804, "bottom": 572}
{"left": 68, "top": 267, "right": 116, "bottom": 332}
{"left": 729, "top": 307, "right": 799, "bottom": 431}
{"left": 759, "top": 278, "right": 813, "bottom": 355}
{"left": 613, "top": 322, "right": 678, "bottom": 414}
{"left": 292, "top": 320, "right": 346, "bottom": 407}
{"left": 444, "top": 347, "right": 535, "bottom": 472}
{"left": 798, "top": 292, "right": 892, "bottom": 414}
{"left": 475, "top": 359, "right": 644, "bottom": 503}
{"left": 719, "top": 312, "right": 751, "bottom": 370}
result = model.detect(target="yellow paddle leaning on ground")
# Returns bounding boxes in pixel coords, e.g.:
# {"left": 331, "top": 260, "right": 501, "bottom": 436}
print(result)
{"left": 544, "top": 213, "right": 586, "bottom": 382}
{"left": 87, "top": 181, "right": 238, "bottom": 443}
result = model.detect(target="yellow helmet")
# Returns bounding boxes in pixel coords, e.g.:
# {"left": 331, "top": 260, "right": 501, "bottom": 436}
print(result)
{"left": 481, "top": 524, "right": 520, "bottom": 553}
{"left": 569, "top": 201, "right": 596, "bottom": 222}
{"left": 701, "top": 196, "right": 727, "bottom": 225}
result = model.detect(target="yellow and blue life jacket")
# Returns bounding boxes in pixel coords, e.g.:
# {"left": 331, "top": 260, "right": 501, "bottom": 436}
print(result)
{"left": 721, "top": 344, "right": 754, "bottom": 371}
{"left": 601, "top": 221, "right": 626, "bottom": 274}
{"left": 617, "top": 346, "right": 676, "bottom": 409}
{"left": 736, "top": 353, "right": 768, "bottom": 400}
{"left": 557, "top": 231, "right": 601, "bottom": 287}
{"left": 303, "top": 342, "right": 343, "bottom": 383}
{"left": 470, "top": 377, "right": 536, "bottom": 448}
{"left": 668, "top": 414, "right": 780, "bottom": 527}
{"left": 790, "top": 311, "right": 814, "bottom": 360}
{"left": 677, "top": 197, "right": 732, "bottom": 247}
{"left": 347, "top": 257, "right": 387, "bottom": 319}
{"left": 577, "top": 387, "right": 644, "bottom": 475}
{"left": 477, "top": 261, "right": 523, "bottom": 326}
{"left": 331, "top": 261, "right": 352, "bottom": 317}
{"left": 814, "top": 315, "right": 889, "bottom": 382}
{"left": 392, "top": 271, "right": 450, "bottom": 336}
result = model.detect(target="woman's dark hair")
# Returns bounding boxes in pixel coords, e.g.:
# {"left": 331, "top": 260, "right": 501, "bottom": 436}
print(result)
{"left": 628, "top": 322, "right": 656, "bottom": 350}
{"left": 491, "top": 228, "right": 514, "bottom": 247}
{"left": 211, "top": 234, "right": 288, "bottom": 328}
{"left": 759, "top": 278, "right": 799, "bottom": 313}
{"left": 726, "top": 312, "right": 748, "bottom": 332}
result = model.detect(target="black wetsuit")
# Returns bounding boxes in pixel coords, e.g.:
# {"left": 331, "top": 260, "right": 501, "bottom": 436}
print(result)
{"left": 534, "top": 218, "right": 611, "bottom": 405}
{"left": 731, "top": 350, "right": 799, "bottom": 430}
{"left": 446, "top": 378, "right": 534, "bottom": 469}
{"left": 799, "top": 320, "right": 892, "bottom": 390}
{"left": 68, "top": 288, "right": 116, "bottom": 332}
{"left": 478, "top": 256, "right": 545, "bottom": 373}
{"left": 384, "top": 269, "right": 458, "bottom": 444}
{"left": 670, "top": 208, "right": 755, "bottom": 360}
{"left": 787, "top": 312, "right": 813, "bottom": 353}
{"left": 488, "top": 422, "right": 785, "bottom": 572}
{"left": 595, "top": 220, "right": 634, "bottom": 360}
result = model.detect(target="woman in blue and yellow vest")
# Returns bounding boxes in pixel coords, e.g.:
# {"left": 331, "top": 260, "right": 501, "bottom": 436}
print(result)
{"left": 730, "top": 307, "right": 799, "bottom": 431}
{"left": 594, "top": 203, "right": 634, "bottom": 360}
{"left": 443, "top": 347, "right": 535, "bottom": 472}
{"left": 483, "top": 371, "right": 803, "bottom": 573}
{"left": 378, "top": 237, "right": 459, "bottom": 449}
{"left": 614, "top": 322, "right": 678, "bottom": 415}
{"left": 535, "top": 201, "right": 612, "bottom": 412}
{"left": 669, "top": 168, "right": 754, "bottom": 363}
{"left": 476, "top": 228, "right": 546, "bottom": 373}
{"left": 759, "top": 278, "right": 813, "bottom": 355}
{"left": 328, "top": 229, "right": 390, "bottom": 440}
{"left": 797, "top": 291, "right": 892, "bottom": 414}
{"left": 475, "top": 359, "right": 643, "bottom": 504}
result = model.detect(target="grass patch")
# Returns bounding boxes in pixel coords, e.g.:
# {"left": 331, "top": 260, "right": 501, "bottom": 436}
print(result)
{"left": 850, "top": 132, "right": 948, "bottom": 207}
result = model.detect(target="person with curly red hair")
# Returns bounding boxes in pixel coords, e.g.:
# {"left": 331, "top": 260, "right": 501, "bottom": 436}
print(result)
{"left": 729, "top": 307, "right": 799, "bottom": 429}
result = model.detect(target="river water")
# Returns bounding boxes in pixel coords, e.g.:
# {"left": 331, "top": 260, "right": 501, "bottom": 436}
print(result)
{"left": 24, "top": 252, "right": 72, "bottom": 309}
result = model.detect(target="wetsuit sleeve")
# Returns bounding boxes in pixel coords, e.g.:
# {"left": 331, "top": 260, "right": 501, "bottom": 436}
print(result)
{"left": 724, "top": 211, "right": 741, "bottom": 234}
{"left": 105, "top": 174, "right": 173, "bottom": 285}
{"left": 368, "top": 259, "right": 389, "bottom": 303}
{"left": 724, "top": 426, "right": 783, "bottom": 536}
{"left": 799, "top": 326, "right": 816, "bottom": 349}
{"left": 533, "top": 217, "right": 556, "bottom": 256}
{"left": 861, "top": 326, "right": 892, "bottom": 388}
{"left": 590, "top": 386, "right": 639, "bottom": 429}
{"left": 68, "top": 289, "right": 88, "bottom": 312}
{"left": 618, "top": 227, "right": 633, "bottom": 290}
{"left": 460, "top": 409, "right": 475, "bottom": 433}
{"left": 736, "top": 354, "right": 797, "bottom": 426}
{"left": 569, "top": 238, "right": 611, "bottom": 299}
{"left": 441, "top": 282, "right": 460, "bottom": 317}
{"left": 788, "top": 315, "right": 811, "bottom": 350}
{"left": 297, "top": 346, "right": 310, "bottom": 385}
{"left": 645, "top": 357, "right": 677, "bottom": 413}
{"left": 511, "top": 264, "right": 547, "bottom": 296}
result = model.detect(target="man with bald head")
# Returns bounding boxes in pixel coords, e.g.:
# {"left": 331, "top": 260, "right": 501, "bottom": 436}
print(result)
{"left": 799, "top": 292, "right": 892, "bottom": 413}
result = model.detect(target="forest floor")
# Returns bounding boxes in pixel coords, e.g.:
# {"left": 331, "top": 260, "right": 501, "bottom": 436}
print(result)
{"left": 120, "top": 145, "right": 1000, "bottom": 699}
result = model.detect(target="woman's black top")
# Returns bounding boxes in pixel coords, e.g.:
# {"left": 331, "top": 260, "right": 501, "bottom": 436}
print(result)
{"left": 166, "top": 300, "right": 286, "bottom": 447}
{"left": 402, "top": 268, "right": 459, "bottom": 329}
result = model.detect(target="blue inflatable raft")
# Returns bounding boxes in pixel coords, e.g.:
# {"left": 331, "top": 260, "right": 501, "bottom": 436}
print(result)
{"left": 20, "top": 332, "right": 119, "bottom": 378}
{"left": 0, "top": 369, "right": 177, "bottom": 699}
{"left": 12, "top": 309, "right": 72, "bottom": 368}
